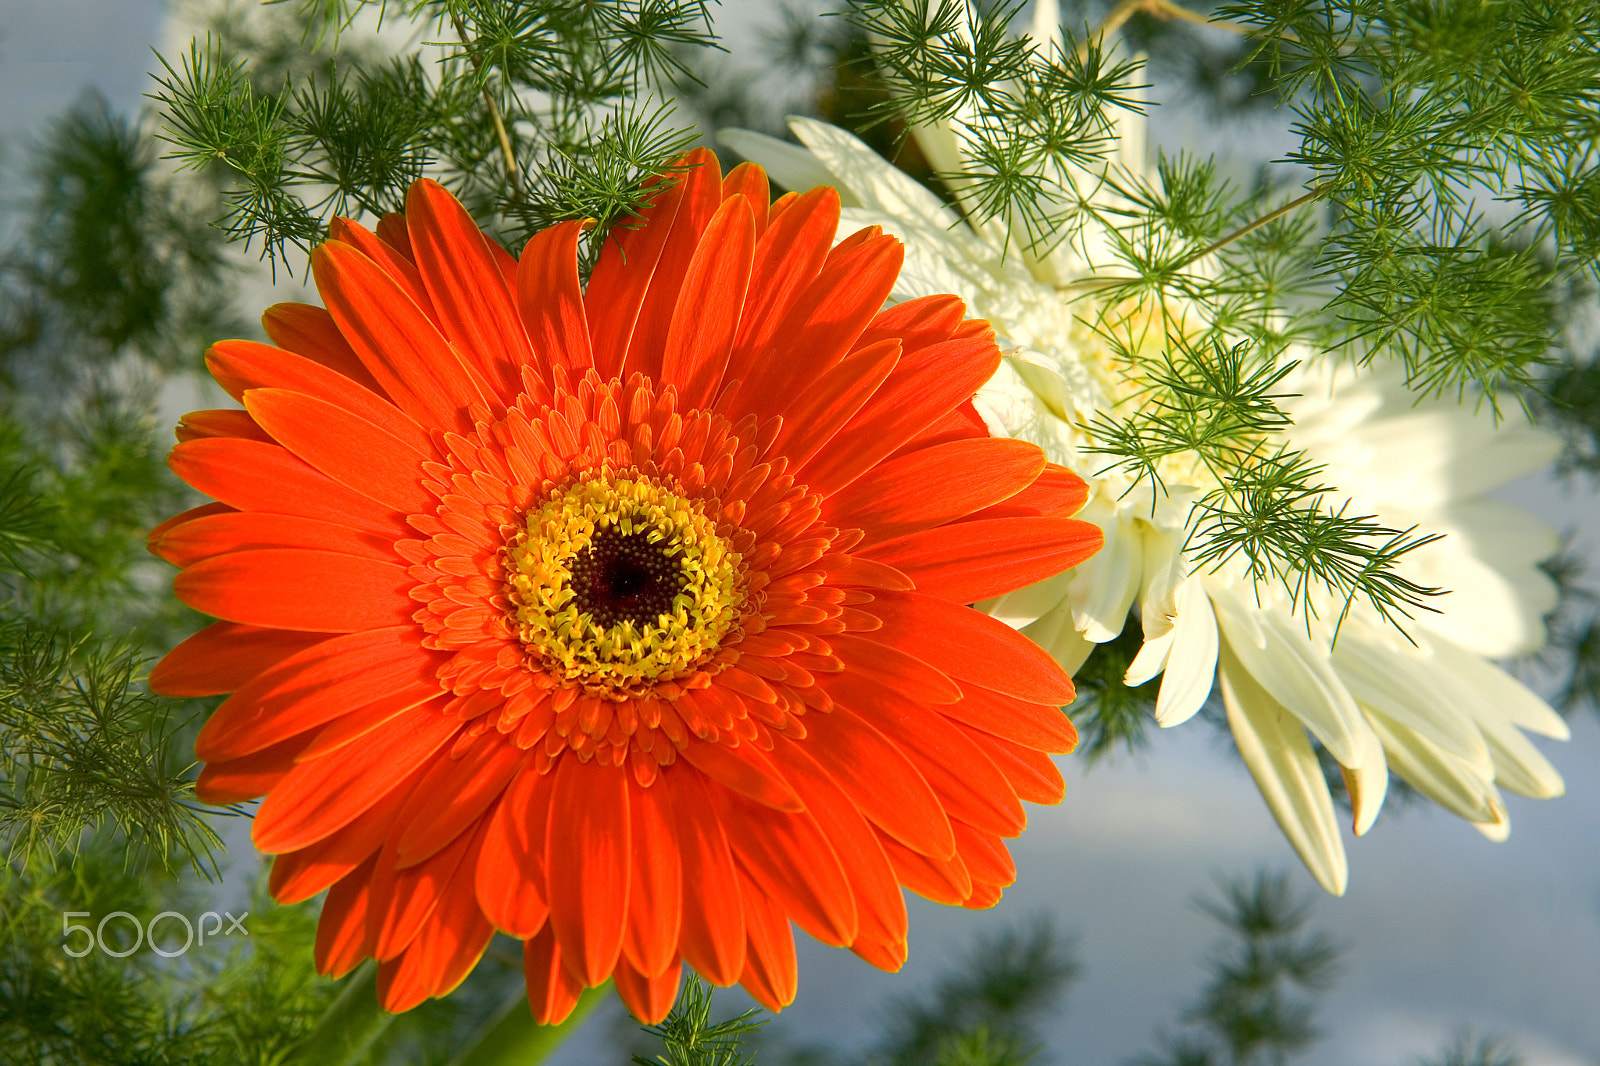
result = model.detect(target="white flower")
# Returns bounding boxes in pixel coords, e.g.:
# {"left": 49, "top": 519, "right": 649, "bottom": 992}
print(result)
{"left": 720, "top": 16, "right": 1570, "bottom": 894}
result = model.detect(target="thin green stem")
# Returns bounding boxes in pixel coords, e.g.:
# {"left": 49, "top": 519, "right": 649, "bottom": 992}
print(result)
{"left": 1065, "top": 183, "right": 1333, "bottom": 291}
{"left": 450, "top": 12, "right": 523, "bottom": 201}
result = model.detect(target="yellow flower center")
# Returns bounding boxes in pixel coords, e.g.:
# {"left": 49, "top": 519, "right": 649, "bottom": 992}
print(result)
{"left": 503, "top": 470, "right": 745, "bottom": 699}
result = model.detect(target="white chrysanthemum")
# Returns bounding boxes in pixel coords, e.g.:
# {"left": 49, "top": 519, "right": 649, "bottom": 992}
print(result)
{"left": 721, "top": 10, "right": 1570, "bottom": 895}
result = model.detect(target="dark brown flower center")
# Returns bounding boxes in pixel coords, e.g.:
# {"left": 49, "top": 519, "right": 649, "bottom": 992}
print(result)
{"left": 567, "top": 525, "right": 686, "bottom": 630}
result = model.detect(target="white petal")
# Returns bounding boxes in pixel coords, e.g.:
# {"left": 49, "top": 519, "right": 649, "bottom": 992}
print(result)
{"left": 1068, "top": 506, "right": 1142, "bottom": 644}
{"left": 1343, "top": 718, "right": 1389, "bottom": 837}
{"left": 974, "top": 359, "right": 1046, "bottom": 437}
{"left": 1473, "top": 805, "right": 1512, "bottom": 842}
{"left": 1329, "top": 630, "right": 1491, "bottom": 767}
{"left": 1318, "top": 407, "right": 1560, "bottom": 510}
{"left": 1006, "top": 347, "right": 1076, "bottom": 424}
{"left": 837, "top": 207, "right": 986, "bottom": 305}
{"left": 909, "top": 119, "right": 967, "bottom": 183}
{"left": 1208, "top": 582, "right": 1371, "bottom": 768}
{"left": 1219, "top": 643, "right": 1349, "bottom": 896}
{"left": 1476, "top": 712, "right": 1566, "bottom": 800}
{"left": 1426, "top": 636, "right": 1570, "bottom": 740}
{"left": 1023, "top": 601, "right": 1096, "bottom": 674}
{"left": 1153, "top": 576, "right": 1218, "bottom": 726}
{"left": 1136, "top": 522, "right": 1185, "bottom": 641}
{"left": 789, "top": 116, "right": 968, "bottom": 235}
{"left": 1029, "top": 0, "right": 1063, "bottom": 55}
{"left": 1124, "top": 628, "right": 1173, "bottom": 687}
{"left": 979, "top": 569, "right": 1073, "bottom": 630}
{"left": 716, "top": 127, "right": 850, "bottom": 203}
{"left": 1364, "top": 706, "right": 1501, "bottom": 824}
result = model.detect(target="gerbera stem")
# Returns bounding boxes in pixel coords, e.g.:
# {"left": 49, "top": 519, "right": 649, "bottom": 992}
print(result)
{"left": 448, "top": 983, "right": 610, "bottom": 1066}
{"left": 284, "top": 962, "right": 393, "bottom": 1065}
{"left": 449, "top": 13, "right": 524, "bottom": 202}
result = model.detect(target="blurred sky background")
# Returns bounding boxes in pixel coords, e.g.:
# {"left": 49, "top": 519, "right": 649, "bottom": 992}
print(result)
{"left": 2, "top": 1, "right": 1598, "bottom": 1063}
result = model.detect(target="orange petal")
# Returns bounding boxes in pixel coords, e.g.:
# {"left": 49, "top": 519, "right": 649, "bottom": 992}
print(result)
{"left": 721, "top": 162, "right": 770, "bottom": 232}
{"left": 524, "top": 925, "right": 585, "bottom": 1025}
{"left": 864, "top": 590, "right": 1076, "bottom": 706}
{"left": 827, "top": 634, "right": 961, "bottom": 704}
{"left": 957, "top": 726, "right": 1066, "bottom": 805}
{"left": 261, "top": 302, "right": 387, "bottom": 394}
{"left": 727, "top": 233, "right": 903, "bottom": 422}
{"left": 798, "top": 335, "right": 999, "bottom": 497}
{"left": 152, "top": 510, "right": 396, "bottom": 569}
{"left": 197, "top": 626, "right": 437, "bottom": 761}
{"left": 476, "top": 768, "right": 552, "bottom": 937}
{"left": 855, "top": 292, "right": 967, "bottom": 351}
{"left": 677, "top": 730, "right": 803, "bottom": 813}
{"left": 169, "top": 437, "right": 407, "bottom": 537}
{"left": 965, "top": 462, "right": 1089, "bottom": 520}
{"left": 831, "top": 667, "right": 1025, "bottom": 837}
{"left": 296, "top": 681, "right": 448, "bottom": 760}
{"left": 376, "top": 954, "right": 430, "bottom": 1013}
{"left": 406, "top": 891, "right": 495, "bottom": 1002}
{"left": 717, "top": 790, "right": 858, "bottom": 949}
{"left": 393, "top": 731, "right": 527, "bottom": 867}
{"left": 614, "top": 955, "right": 683, "bottom": 1024}
{"left": 623, "top": 774, "right": 683, "bottom": 979}
{"left": 194, "top": 733, "right": 308, "bottom": 804}
{"left": 405, "top": 833, "right": 499, "bottom": 1001}
{"left": 793, "top": 695, "right": 955, "bottom": 861}
{"left": 268, "top": 768, "right": 418, "bottom": 904}
{"left": 621, "top": 147, "right": 725, "bottom": 382}
{"left": 890, "top": 401, "right": 987, "bottom": 456}
{"left": 661, "top": 766, "right": 745, "bottom": 985}
{"left": 879, "top": 833, "right": 972, "bottom": 905}
{"left": 545, "top": 755, "right": 631, "bottom": 987}
{"left": 253, "top": 702, "right": 459, "bottom": 852}
{"left": 314, "top": 854, "right": 378, "bottom": 977}
{"left": 723, "top": 185, "right": 840, "bottom": 391}
{"left": 735, "top": 867, "right": 798, "bottom": 1011}
{"left": 660, "top": 194, "right": 756, "bottom": 409}
{"left": 769, "top": 338, "right": 900, "bottom": 470}
{"left": 823, "top": 438, "right": 1044, "bottom": 545}
{"left": 149, "top": 501, "right": 234, "bottom": 544}
{"left": 405, "top": 179, "right": 532, "bottom": 402}
{"left": 312, "top": 240, "right": 493, "bottom": 434}
{"left": 375, "top": 212, "right": 413, "bottom": 259}
{"left": 244, "top": 388, "right": 431, "bottom": 513}
{"left": 175, "top": 548, "right": 414, "bottom": 633}
{"left": 330, "top": 215, "right": 434, "bottom": 312}
{"left": 367, "top": 822, "right": 477, "bottom": 961}
{"left": 951, "top": 820, "right": 1016, "bottom": 888}
{"left": 963, "top": 881, "right": 1004, "bottom": 910}
{"left": 766, "top": 190, "right": 798, "bottom": 224}
{"left": 518, "top": 219, "right": 594, "bottom": 375}
{"left": 940, "top": 684, "right": 1080, "bottom": 754}
{"left": 861, "top": 516, "right": 1102, "bottom": 605}
{"left": 149, "top": 622, "right": 328, "bottom": 698}
{"left": 175, "top": 408, "right": 270, "bottom": 443}
{"left": 585, "top": 157, "right": 696, "bottom": 379}
{"left": 776, "top": 745, "right": 907, "bottom": 965}
{"left": 206, "top": 339, "right": 430, "bottom": 454}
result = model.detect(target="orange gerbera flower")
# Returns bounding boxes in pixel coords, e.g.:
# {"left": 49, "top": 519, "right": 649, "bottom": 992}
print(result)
{"left": 149, "top": 150, "right": 1103, "bottom": 1023}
